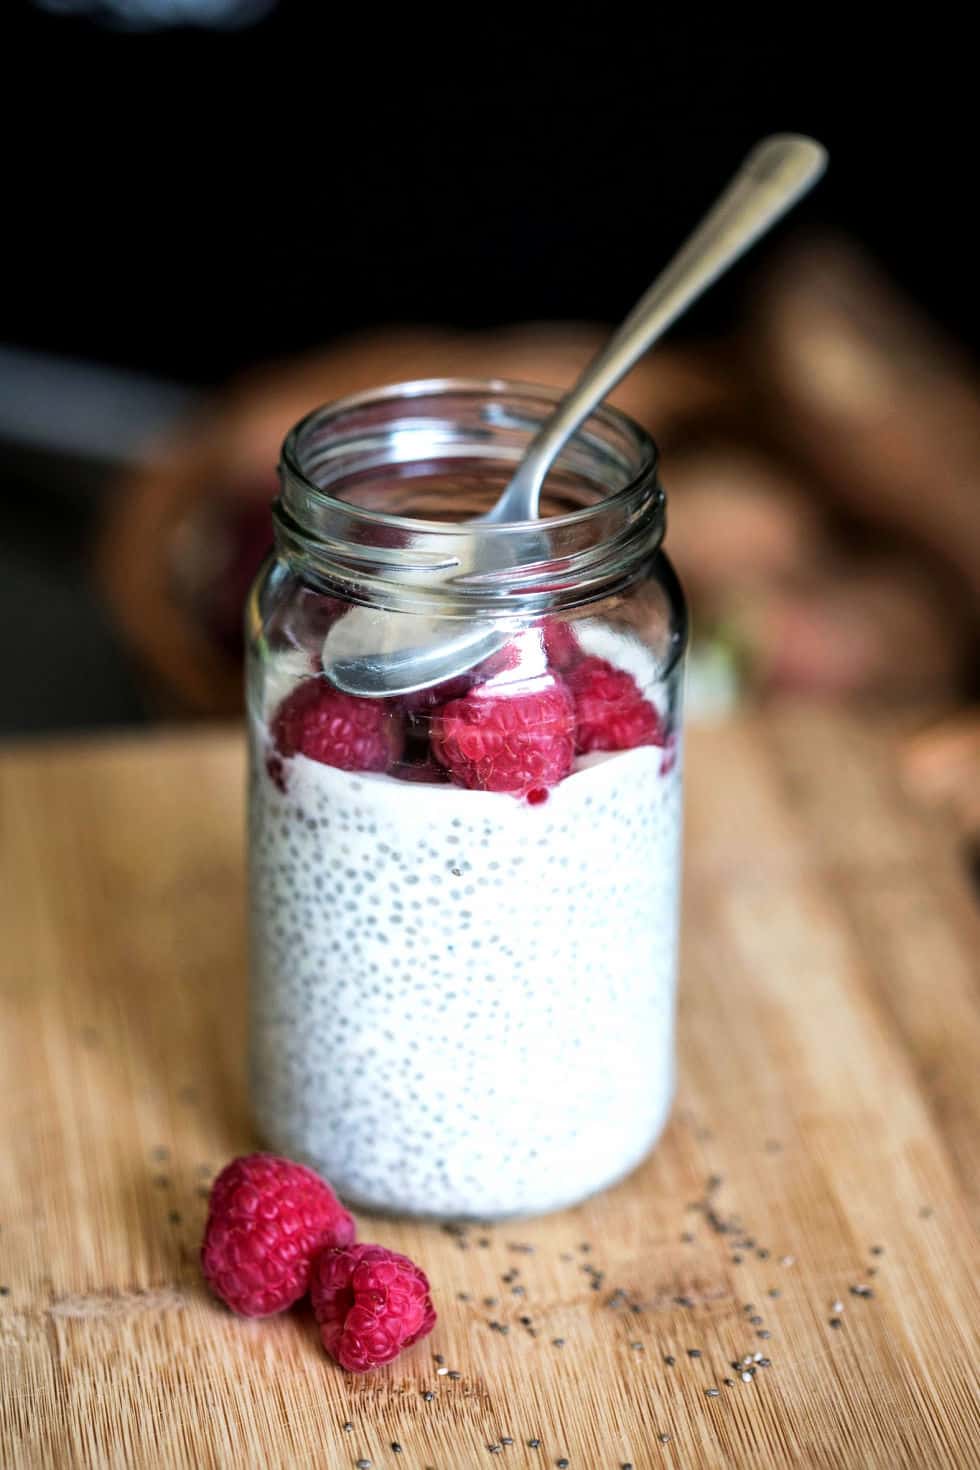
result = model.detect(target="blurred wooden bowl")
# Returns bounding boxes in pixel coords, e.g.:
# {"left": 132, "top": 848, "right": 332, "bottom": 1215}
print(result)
{"left": 96, "top": 325, "right": 737, "bottom": 718}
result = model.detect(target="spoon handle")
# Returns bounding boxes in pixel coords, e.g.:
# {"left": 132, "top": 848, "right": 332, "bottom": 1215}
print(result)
{"left": 498, "top": 134, "right": 827, "bottom": 517}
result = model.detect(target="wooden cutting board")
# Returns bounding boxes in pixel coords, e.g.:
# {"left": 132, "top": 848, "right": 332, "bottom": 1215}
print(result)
{"left": 2, "top": 709, "right": 978, "bottom": 1470}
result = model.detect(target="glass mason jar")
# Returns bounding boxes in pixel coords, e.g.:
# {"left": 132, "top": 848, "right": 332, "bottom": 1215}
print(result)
{"left": 246, "top": 379, "right": 686, "bottom": 1219}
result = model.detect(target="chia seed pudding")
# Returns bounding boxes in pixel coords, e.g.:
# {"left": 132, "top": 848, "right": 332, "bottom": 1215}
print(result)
{"left": 246, "top": 379, "right": 687, "bottom": 1218}
{"left": 249, "top": 627, "right": 683, "bottom": 1218}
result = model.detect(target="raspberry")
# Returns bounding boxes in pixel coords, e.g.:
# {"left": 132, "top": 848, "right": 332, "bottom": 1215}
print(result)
{"left": 272, "top": 679, "right": 403, "bottom": 774}
{"left": 201, "top": 1153, "right": 356, "bottom": 1317}
{"left": 311, "top": 1243, "right": 436, "bottom": 1373}
{"left": 539, "top": 616, "right": 582, "bottom": 672}
{"left": 567, "top": 656, "right": 666, "bottom": 753}
{"left": 430, "top": 681, "right": 575, "bottom": 796}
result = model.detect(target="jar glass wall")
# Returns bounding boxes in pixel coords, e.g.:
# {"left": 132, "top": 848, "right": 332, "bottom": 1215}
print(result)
{"left": 246, "top": 379, "right": 686, "bottom": 1218}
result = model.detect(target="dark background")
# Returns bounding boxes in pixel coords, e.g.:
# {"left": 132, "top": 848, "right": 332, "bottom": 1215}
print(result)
{"left": 2, "top": 2, "right": 976, "bottom": 732}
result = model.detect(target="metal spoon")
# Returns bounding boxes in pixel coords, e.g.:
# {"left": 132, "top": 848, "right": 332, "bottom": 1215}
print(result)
{"left": 324, "top": 133, "right": 827, "bottom": 696}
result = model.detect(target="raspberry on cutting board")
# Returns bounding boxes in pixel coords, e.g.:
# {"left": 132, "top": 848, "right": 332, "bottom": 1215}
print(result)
{"left": 271, "top": 678, "right": 404, "bottom": 775}
{"left": 567, "top": 655, "right": 666, "bottom": 753}
{"left": 430, "top": 680, "right": 575, "bottom": 797}
{"left": 201, "top": 1153, "right": 356, "bottom": 1317}
{"left": 311, "top": 1243, "right": 437, "bottom": 1372}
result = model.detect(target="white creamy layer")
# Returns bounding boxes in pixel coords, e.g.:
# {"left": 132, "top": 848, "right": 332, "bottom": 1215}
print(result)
{"left": 249, "top": 711, "right": 683, "bottom": 1217}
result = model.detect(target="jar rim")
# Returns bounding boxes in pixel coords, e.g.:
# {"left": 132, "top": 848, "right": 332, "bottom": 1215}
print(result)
{"left": 279, "top": 375, "right": 660, "bottom": 536}
{"left": 274, "top": 376, "right": 667, "bottom": 618}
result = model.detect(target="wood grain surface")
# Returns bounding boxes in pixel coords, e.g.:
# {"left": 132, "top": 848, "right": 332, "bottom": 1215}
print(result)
{"left": 2, "top": 710, "right": 978, "bottom": 1470}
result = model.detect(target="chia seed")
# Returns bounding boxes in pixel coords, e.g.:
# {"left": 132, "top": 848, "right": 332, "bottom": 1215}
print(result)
{"left": 705, "top": 1388, "right": 720, "bottom": 1398}
{"left": 687, "top": 1348, "right": 701, "bottom": 1358}
{"left": 829, "top": 1317, "right": 843, "bottom": 1329}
